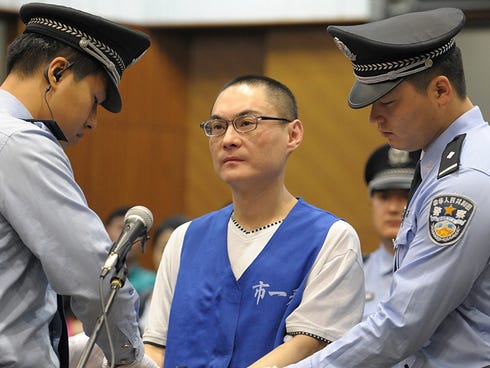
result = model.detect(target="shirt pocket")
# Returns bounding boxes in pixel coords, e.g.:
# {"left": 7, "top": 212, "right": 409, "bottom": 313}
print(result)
{"left": 393, "top": 216, "right": 416, "bottom": 272}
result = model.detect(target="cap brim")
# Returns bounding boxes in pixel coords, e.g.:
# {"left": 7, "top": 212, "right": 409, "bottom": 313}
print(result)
{"left": 369, "top": 175, "right": 413, "bottom": 193}
{"left": 101, "top": 79, "right": 122, "bottom": 113}
{"left": 349, "top": 78, "right": 404, "bottom": 109}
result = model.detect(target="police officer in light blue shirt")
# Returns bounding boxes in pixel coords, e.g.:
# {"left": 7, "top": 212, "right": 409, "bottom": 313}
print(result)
{"left": 285, "top": 7, "right": 490, "bottom": 368}
{"left": 0, "top": 3, "right": 154, "bottom": 367}
{"left": 362, "top": 144, "right": 418, "bottom": 320}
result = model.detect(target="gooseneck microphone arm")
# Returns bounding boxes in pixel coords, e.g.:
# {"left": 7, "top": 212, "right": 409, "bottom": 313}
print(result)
{"left": 76, "top": 266, "right": 128, "bottom": 368}
{"left": 77, "top": 206, "right": 153, "bottom": 368}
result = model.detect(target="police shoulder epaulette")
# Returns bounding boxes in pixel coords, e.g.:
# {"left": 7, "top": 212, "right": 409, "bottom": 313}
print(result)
{"left": 437, "top": 133, "right": 466, "bottom": 179}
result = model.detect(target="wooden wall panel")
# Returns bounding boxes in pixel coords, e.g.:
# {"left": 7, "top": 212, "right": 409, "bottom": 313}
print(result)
{"left": 184, "top": 29, "right": 265, "bottom": 217}
{"left": 264, "top": 26, "right": 386, "bottom": 253}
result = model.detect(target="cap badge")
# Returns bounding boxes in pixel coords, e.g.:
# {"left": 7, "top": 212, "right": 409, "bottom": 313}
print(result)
{"left": 429, "top": 194, "right": 475, "bottom": 246}
{"left": 388, "top": 148, "right": 410, "bottom": 166}
{"left": 333, "top": 37, "right": 356, "bottom": 61}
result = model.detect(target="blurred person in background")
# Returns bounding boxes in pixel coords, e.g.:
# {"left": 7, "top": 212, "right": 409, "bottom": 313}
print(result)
{"left": 151, "top": 214, "right": 190, "bottom": 270}
{"left": 361, "top": 144, "right": 418, "bottom": 319}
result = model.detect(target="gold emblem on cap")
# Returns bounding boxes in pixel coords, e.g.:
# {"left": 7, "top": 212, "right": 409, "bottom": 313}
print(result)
{"left": 333, "top": 37, "right": 356, "bottom": 62}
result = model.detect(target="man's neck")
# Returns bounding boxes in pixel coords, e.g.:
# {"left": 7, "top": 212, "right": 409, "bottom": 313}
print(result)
{"left": 231, "top": 185, "right": 297, "bottom": 231}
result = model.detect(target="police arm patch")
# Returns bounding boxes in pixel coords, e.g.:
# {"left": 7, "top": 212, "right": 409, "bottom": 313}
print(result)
{"left": 429, "top": 194, "right": 475, "bottom": 246}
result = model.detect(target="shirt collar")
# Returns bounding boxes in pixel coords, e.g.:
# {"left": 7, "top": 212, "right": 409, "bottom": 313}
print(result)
{"left": 0, "top": 89, "right": 67, "bottom": 141}
{"left": 0, "top": 89, "right": 32, "bottom": 119}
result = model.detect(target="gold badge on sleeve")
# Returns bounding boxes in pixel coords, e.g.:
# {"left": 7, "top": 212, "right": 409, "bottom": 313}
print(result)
{"left": 429, "top": 194, "right": 475, "bottom": 246}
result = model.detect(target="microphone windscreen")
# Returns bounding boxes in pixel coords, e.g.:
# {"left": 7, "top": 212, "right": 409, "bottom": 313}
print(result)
{"left": 125, "top": 205, "right": 153, "bottom": 230}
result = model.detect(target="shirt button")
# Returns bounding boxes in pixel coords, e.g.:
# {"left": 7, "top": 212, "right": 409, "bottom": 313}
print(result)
{"left": 365, "top": 292, "right": 375, "bottom": 301}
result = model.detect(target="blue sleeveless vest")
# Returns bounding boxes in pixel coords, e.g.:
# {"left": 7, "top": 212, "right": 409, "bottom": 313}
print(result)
{"left": 165, "top": 198, "right": 339, "bottom": 368}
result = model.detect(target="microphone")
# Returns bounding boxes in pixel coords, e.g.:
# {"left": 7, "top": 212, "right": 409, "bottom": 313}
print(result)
{"left": 100, "top": 205, "right": 153, "bottom": 278}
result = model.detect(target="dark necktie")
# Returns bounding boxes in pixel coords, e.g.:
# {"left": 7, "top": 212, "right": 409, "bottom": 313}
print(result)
{"left": 58, "top": 295, "right": 69, "bottom": 368}
{"left": 406, "top": 160, "right": 422, "bottom": 208}
{"left": 49, "top": 295, "right": 69, "bottom": 367}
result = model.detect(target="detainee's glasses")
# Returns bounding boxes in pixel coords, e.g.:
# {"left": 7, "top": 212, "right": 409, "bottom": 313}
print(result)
{"left": 200, "top": 114, "right": 292, "bottom": 137}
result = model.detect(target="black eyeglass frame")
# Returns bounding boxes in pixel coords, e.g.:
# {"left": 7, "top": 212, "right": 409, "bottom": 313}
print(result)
{"left": 199, "top": 114, "right": 292, "bottom": 137}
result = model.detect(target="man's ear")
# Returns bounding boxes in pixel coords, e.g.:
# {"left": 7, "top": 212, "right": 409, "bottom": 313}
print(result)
{"left": 43, "top": 57, "right": 72, "bottom": 86}
{"left": 431, "top": 75, "right": 451, "bottom": 106}
{"left": 287, "top": 119, "right": 303, "bottom": 151}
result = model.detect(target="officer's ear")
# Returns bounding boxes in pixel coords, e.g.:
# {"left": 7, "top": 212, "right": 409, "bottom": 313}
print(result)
{"left": 431, "top": 76, "right": 451, "bottom": 107}
{"left": 43, "top": 58, "right": 74, "bottom": 90}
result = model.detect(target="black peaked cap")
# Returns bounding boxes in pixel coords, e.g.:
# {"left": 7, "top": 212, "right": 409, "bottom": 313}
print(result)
{"left": 327, "top": 8, "right": 465, "bottom": 109}
{"left": 20, "top": 2, "right": 151, "bottom": 113}
{"left": 364, "top": 144, "right": 420, "bottom": 195}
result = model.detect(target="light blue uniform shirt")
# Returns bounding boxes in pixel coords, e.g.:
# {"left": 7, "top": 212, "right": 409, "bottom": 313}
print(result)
{"left": 287, "top": 106, "right": 490, "bottom": 368}
{"left": 0, "top": 90, "right": 143, "bottom": 367}
{"left": 362, "top": 245, "right": 393, "bottom": 320}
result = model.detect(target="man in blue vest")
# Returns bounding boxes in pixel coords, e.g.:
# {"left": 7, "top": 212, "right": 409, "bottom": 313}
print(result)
{"left": 143, "top": 75, "right": 365, "bottom": 367}
{"left": 287, "top": 7, "right": 490, "bottom": 367}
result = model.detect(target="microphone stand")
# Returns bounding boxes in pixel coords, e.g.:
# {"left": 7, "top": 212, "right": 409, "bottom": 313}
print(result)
{"left": 76, "top": 265, "right": 128, "bottom": 368}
